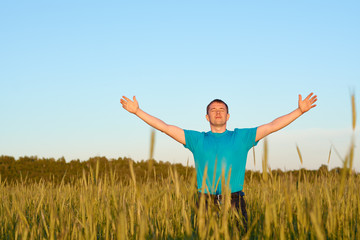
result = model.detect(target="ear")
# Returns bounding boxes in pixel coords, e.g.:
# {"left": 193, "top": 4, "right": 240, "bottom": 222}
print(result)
{"left": 226, "top": 113, "right": 230, "bottom": 121}
{"left": 206, "top": 114, "right": 209, "bottom": 122}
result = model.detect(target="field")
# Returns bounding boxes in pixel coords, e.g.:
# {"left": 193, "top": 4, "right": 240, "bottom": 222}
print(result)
{"left": 1, "top": 161, "right": 359, "bottom": 239}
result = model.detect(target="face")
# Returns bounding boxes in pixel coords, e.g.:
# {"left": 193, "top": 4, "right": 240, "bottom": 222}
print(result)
{"left": 206, "top": 102, "right": 230, "bottom": 127}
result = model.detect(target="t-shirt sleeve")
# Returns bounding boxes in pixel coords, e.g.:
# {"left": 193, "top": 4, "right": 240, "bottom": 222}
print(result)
{"left": 183, "top": 129, "right": 202, "bottom": 153}
{"left": 236, "top": 127, "right": 259, "bottom": 150}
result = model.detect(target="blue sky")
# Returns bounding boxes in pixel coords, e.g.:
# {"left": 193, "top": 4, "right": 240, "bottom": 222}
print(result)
{"left": 0, "top": 1, "right": 359, "bottom": 171}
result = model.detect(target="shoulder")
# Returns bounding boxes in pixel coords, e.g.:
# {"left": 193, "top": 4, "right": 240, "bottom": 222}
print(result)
{"left": 183, "top": 130, "right": 206, "bottom": 150}
{"left": 234, "top": 127, "right": 257, "bottom": 132}
{"left": 234, "top": 127, "right": 259, "bottom": 146}
{"left": 183, "top": 129, "right": 205, "bottom": 138}
{"left": 234, "top": 127, "right": 258, "bottom": 137}
{"left": 184, "top": 129, "right": 203, "bottom": 134}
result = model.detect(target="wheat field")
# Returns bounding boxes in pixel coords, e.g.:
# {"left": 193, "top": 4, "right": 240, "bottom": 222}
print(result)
{"left": 0, "top": 159, "right": 359, "bottom": 239}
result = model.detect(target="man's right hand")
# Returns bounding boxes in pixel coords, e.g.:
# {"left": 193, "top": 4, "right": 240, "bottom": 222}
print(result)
{"left": 120, "top": 96, "right": 139, "bottom": 114}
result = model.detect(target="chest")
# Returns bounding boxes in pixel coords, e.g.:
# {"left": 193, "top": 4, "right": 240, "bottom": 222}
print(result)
{"left": 201, "top": 134, "right": 244, "bottom": 155}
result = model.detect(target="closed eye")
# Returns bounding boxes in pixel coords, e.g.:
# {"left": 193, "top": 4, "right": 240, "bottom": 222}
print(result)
{"left": 211, "top": 108, "right": 225, "bottom": 112}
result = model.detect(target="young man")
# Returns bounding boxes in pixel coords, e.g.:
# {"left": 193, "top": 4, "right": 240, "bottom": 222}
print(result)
{"left": 120, "top": 93, "right": 317, "bottom": 229}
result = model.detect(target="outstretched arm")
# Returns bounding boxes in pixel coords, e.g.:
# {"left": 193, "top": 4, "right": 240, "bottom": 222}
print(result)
{"left": 120, "top": 96, "right": 186, "bottom": 145}
{"left": 255, "top": 93, "right": 317, "bottom": 142}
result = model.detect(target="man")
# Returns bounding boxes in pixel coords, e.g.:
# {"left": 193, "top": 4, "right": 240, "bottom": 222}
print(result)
{"left": 120, "top": 93, "right": 317, "bottom": 229}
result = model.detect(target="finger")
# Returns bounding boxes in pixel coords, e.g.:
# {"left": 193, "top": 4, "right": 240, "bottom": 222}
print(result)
{"left": 309, "top": 97, "right": 317, "bottom": 104}
{"left": 310, "top": 95, "right": 317, "bottom": 102}
{"left": 298, "top": 94, "right": 302, "bottom": 102}
{"left": 311, "top": 104, "right": 317, "bottom": 108}
{"left": 122, "top": 96, "right": 132, "bottom": 102}
{"left": 305, "top": 92, "right": 313, "bottom": 100}
{"left": 133, "top": 96, "right": 137, "bottom": 103}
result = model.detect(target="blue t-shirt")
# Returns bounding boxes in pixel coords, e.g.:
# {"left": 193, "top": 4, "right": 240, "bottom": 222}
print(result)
{"left": 183, "top": 128, "right": 258, "bottom": 194}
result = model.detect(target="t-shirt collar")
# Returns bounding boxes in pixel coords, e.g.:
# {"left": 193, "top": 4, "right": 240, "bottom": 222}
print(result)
{"left": 209, "top": 129, "right": 228, "bottom": 137}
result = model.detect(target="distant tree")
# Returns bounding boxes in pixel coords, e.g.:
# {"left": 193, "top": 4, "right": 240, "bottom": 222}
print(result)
{"left": 0, "top": 155, "right": 15, "bottom": 164}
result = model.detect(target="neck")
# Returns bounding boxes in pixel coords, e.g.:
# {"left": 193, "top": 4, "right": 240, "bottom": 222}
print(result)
{"left": 210, "top": 125, "right": 227, "bottom": 133}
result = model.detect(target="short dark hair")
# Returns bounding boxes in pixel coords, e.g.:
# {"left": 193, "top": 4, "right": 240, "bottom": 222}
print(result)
{"left": 206, "top": 99, "right": 229, "bottom": 114}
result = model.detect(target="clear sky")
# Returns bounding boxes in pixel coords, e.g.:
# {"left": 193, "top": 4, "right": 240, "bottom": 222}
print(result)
{"left": 1, "top": 1, "right": 359, "bottom": 172}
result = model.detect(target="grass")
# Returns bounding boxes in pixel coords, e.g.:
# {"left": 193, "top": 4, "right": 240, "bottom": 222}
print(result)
{"left": 1, "top": 162, "right": 359, "bottom": 239}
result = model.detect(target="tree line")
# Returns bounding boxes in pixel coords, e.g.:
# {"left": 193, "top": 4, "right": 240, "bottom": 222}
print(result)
{"left": 0, "top": 155, "right": 193, "bottom": 184}
{"left": 0, "top": 155, "right": 350, "bottom": 185}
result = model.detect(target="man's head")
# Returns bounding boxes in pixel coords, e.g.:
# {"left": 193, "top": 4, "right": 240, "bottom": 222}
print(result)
{"left": 206, "top": 99, "right": 230, "bottom": 131}
{"left": 206, "top": 99, "right": 229, "bottom": 115}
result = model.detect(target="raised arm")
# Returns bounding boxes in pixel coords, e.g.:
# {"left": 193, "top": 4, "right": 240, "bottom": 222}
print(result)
{"left": 120, "top": 96, "right": 186, "bottom": 145}
{"left": 255, "top": 93, "right": 317, "bottom": 142}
